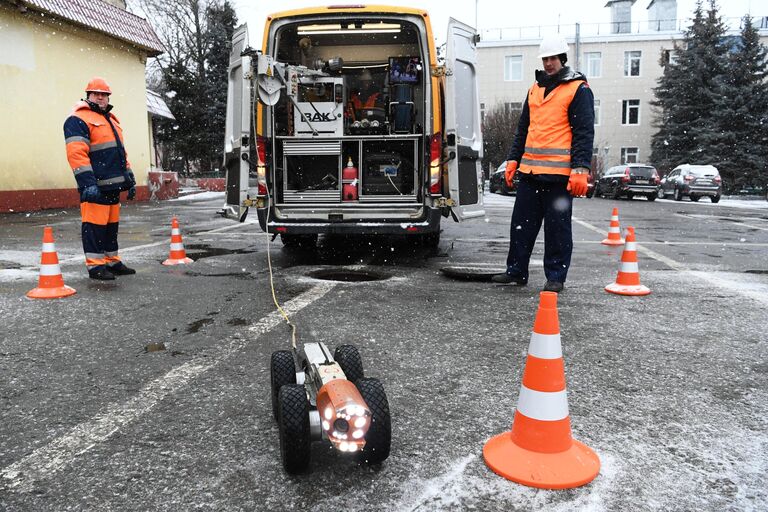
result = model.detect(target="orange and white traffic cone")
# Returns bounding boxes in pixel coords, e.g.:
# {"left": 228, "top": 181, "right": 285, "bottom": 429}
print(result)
{"left": 26, "top": 226, "right": 76, "bottom": 299}
{"left": 162, "top": 216, "right": 194, "bottom": 265}
{"left": 601, "top": 207, "right": 625, "bottom": 246}
{"left": 483, "top": 291, "right": 600, "bottom": 489}
{"left": 605, "top": 226, "right": 650, "bottom": 296}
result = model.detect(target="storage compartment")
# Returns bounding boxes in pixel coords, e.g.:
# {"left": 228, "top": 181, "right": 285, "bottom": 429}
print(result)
{"left": 282, "top": 140, "right": 341, "bottom": 203}
{"left": 361, "top": 139, "right": 417, "bottom": 200}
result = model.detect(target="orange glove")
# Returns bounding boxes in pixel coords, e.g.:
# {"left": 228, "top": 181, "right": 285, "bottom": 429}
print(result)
{"left": 567, "top": 170, "right": 589, "bottom": 197}
{"left": 505, "top": 160, "right": 518, "bottom": 187}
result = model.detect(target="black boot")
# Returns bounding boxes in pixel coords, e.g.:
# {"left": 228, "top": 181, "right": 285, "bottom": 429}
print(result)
{"left": 108, "top": 262, "right": 136, "bottom": 275}
{"left": 543, "top": 280, "right": 564, "bottom": 293}
{"left": 89, "top": 266, "right": 116, "bottom": 280}
{"left": 491, "top": 273, "right": 528, "bottom": 286}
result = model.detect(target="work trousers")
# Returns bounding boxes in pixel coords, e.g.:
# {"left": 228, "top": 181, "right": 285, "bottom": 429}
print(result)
{"left": 80, "top": 191, "right": 122, "bottom": 270}
{"left": 504, "top": 174, "right": 573, "bottom": 283}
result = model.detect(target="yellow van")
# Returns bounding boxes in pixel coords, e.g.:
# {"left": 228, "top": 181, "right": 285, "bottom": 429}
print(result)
{"left": 222, "top": 5, "right": 483, "bottom": 247}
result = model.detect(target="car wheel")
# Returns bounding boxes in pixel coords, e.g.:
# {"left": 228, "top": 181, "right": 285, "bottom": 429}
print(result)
{"left": 646, "top": 193, "right": 656, "bottom": 202}
{"left": 278, "top": 384, "right": 311, "bottom": 474}
{"left": 674, "top": 187, "right": 684, "bottom": 201}
{"left": 585, "top": 187, "right": 594, "bottom": 199}
{"left": 281, "top": 234, "right": 317, "bottom": 250}
{"left": 689, "top": 194, "right": 700, "bottom": 202}
{"left": 626, "top": 192, "right": 634, "bottom": 200}
{"left": 356, "top": 378, "right": 391, "bottom": 465}
{"left": 334, "top": 344, "right": 365, "bottom": 383}
{"left": 711, "top": 194, "right": 721, "bottom": 203}
{"left": 593, "top": 183, "right": 601, "bottom": 197}
{"left": 271, "top": 350, "right": 296, "bottom": 421}
{"left": 612, "top": 183, "right": 622, "bottom": 200}
{"left": 489, "top": 182, "right": 497, "bottom": 193}
{"left": 657, "top": 188, "right": 665, "bottom": 199}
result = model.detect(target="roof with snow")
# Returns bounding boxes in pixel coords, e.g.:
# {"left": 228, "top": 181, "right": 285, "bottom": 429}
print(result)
{"left": 146, "top": 90, "right": 174, "bottom": 120}
{"left": 11, "top": 0, "right": 164, "bottom": 56}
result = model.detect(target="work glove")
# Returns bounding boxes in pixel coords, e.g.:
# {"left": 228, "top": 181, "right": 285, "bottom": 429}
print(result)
{"left": 505, "top": 160, "right": 518, "bottom": 187}
{"left": 80, "top": 184, "right": 101, "bottom": 203}
{"left": 127, "top": 186, "right": 136, "bottom": 200}
{"left": 567, "top": 168, "right": 589, "bottom": 197}
{"left": 126, "top": 170, "right": 136, "bottom": 188}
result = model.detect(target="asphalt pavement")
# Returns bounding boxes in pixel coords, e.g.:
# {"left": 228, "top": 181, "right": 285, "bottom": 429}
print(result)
{"left": 1, "top": 190, "right": 767, "bottom": 511}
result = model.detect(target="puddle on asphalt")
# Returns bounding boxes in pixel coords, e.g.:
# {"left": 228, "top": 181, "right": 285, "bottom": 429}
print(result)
{"left": 227, "top": 318, "right": 248, "bottom": 326}
{"left": 145, "top": 342, "right": 166, "bottom": 353}
{"left": 183, "top": 244, "right": 256, "bottom": 260}
{"left": 306, "top": 269, "right": 390, "bottom": 282}
{"left": 187, "top": 318, "right": 214, "bottom": 333}
{"left": 0, "top": 261, "right": 22, "bottom": 270}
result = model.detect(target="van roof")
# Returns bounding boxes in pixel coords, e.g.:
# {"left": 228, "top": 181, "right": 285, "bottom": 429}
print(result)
{"left": 267, "top": 5, "right": 430, "bottom": 21}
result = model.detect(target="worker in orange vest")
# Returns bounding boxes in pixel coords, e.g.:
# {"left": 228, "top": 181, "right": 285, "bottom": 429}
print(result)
{"left": 349, "top": 68, "right": 383, "bottom": 114}
{"left": 492, "top": 36, "right": 594, "bottom": 293}
{"left": 63, "top": 77, "right": 137, "bottom": 280}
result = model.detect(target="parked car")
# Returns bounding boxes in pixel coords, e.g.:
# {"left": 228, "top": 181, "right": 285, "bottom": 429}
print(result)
{"left": 594, "top": 164, "right": 659, "bottom": 201}
{"left": 657, "top": 164, "right": 722, "bottom": 202}
{"left": 489, "top": 163, "right": 517, "bottom": 195}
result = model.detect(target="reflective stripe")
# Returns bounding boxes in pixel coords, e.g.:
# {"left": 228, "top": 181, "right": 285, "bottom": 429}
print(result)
{"left": 608, "top": 226, "right": 621, "bottom": 233}
{"left": 520, "top": 158, "right": 571, "bottom": 169}
{"left": 517, "top": 385, "right": 569, "bottom": 421}
{"left": 524, "top": 146, "right": 571, "bottom": 155}
{"left": 625, "top": 241, "right": 637, "bottom": 252}
{"left": 42, "top": 243, "right": 57, "bottom": 253}
{"left": 620, "top": 261, "right": 639, "bottom": 273}
{"left": 73, "top": 166, "right": 93, "bottom": 175}
{"left": 528, "top": 333, "right": 562, "bottom": 359}
{"left": 105, "top": 251, "right": 119, "bottom": 257}
{"left": 170, "top": 243, "right": 185, "bottom": 251}
{"left": 39, "top": 264, "right": 62, "bottom": 276}
{"left": 172, "top": 228, "right": 181, "bottom": 236}
{"left": 65, "top": 136, "right": 90, "bottom": 145}
{"left": 85, "top": 252, "right": 104, "bottom": 260}
{"left": 90, "top": 141, "right": 118, "bottom": 152}
{"left": 97, "top": 176, "right": 125, "bottom": 186}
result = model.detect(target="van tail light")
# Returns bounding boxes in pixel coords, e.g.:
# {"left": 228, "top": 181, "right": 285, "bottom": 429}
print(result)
{"left": 684, "top": 174, "right": 694, "bottom": 182}
{"left": 256, "top": 135, "right": 268, "bottom": 196}
{"left": 622, "top": 168, "right": 630, "bottom": 183}
{"left": 713, "top": 175, "right": 722, "bottom": 185}
{"left": 429, "top": 133, "right": 442, "bottom": 195}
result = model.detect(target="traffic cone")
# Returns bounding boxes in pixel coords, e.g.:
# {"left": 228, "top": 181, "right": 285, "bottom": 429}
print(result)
{"left": 601, "top": 207, "right": 624, "bottom": 246}
{"left": 483, "top": 291, "right": 600, "bottom": 489}
{"left": 605, "top": 226, "right": 650, "bottom": 296}
{"left": 26, "top": 226, "right": 76, "bottom": 299}
{"left": 162, "top": 216, "right": 194, "bottom": 265}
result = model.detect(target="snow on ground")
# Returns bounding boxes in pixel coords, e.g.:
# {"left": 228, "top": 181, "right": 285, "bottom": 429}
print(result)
{"left": 169, "top": 190, "right": 226, "bottom": 202}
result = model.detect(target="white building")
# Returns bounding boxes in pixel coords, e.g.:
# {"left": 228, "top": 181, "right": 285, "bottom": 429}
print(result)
{"left": 477, "top": 0, "right": 768, "bottom": 172}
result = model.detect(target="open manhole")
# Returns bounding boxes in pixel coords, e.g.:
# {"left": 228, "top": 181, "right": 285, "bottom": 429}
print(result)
{"left": 745, "top": 269, "right": 768, "bottom": 275}
{"left": 306, "top": 269, "right": 389, "bottom": 282}
{"left": 440, "top": 266, "right": 505, "bottom": 281}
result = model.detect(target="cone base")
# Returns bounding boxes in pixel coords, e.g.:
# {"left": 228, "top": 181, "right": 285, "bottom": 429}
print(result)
{"left": 162, "top": 257, "right": 194, "bottom": 266}
{"left": 26, "top": 285, "right": 77, "bottom": 299}
{"left": 483, "top": 431, "right": 600, "bottom": 489}
{"left": 601, "top": 238, "right": 624, "bottom": 246}
{"left": 605, "top": 282, "right": 650, "bottom": 296}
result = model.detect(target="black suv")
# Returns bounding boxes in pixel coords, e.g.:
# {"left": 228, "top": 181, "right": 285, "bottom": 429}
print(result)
{"left": 657, "top": 164, "right": 722, "bottom": 202}
{"left": 595, "top": 164, "right": 659, "bottom": 201}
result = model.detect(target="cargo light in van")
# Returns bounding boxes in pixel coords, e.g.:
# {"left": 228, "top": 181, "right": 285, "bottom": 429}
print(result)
{"left": 297, "top": 22, "right": 401, "bottom": 35}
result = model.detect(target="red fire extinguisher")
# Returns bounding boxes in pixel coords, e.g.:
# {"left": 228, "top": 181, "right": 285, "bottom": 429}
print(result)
{"left": 342, "top": 157, "right": 358, "bottom": 201}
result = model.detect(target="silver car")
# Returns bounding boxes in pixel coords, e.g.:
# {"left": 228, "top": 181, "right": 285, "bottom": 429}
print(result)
{"left": 658, "top": 164, "right": 722, "bottom": 203}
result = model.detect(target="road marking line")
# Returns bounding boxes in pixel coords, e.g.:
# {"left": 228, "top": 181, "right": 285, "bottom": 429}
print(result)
{"left": 0, "top": 282, "right": 335, "bottom": 492}
{"left": 452, "top": 238, "right": 768, "bottom": 247}
{"left": 674, "top": 213, "right": 768, "bottom": 231}
{"left": 573, "top": 217, "right": 768, "bottom": 306}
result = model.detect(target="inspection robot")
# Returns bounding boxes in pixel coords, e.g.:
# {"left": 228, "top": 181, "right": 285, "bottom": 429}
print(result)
{"left": 270, "top": 342, "right": 391, "bottom": 474}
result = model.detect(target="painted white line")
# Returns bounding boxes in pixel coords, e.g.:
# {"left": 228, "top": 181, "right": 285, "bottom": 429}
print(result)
{"left": 452, "top": 237, "right": 768, "bottom": 247}
{"left": 0, "top": 282, "right": 335, "bottom": 492}
{"left": 573, "top": 217, "right": 768, "bottom": 306}
{"left": 674, "top": 212, "right": 768, "bottom": 232}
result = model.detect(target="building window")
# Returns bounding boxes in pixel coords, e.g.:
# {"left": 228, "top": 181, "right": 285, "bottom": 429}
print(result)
{"left": 504, "top": 55, "right": 523, "bottom": 81}
{"left": 621, "top": 147, "right": 639, "bottom": 164}
{"left": 584, "top": 52, "right": 602, "bottom": 78}
{"left": 622, "top": 99, "right": 640, "bottom": 125}
{"left": 624, "top": 51, "right": 641, "bottom": 76}
{"left": 504, "top": 102, "right": 522, "bottom": 114}
{"left": 593, "top": 99, "right": 601, "bottom": 126}
{"left": 661, "top": 49, "right": 678, "bottom": 67}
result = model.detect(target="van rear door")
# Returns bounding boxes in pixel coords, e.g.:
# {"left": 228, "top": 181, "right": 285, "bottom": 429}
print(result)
{"left": 222, "top": 24, "right": 252, "bottom": 221}
{"left": 444, "top": 17, "right": 484, "bottom": 221}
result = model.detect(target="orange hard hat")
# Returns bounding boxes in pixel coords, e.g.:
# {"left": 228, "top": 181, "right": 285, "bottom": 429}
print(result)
{"left": 85, "top": 77, "right": 112, "bottom": 95}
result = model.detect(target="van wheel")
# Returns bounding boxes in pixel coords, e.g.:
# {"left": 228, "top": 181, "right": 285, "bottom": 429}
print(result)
{"left": 711, "top": 194, "right": 721, "bottom": 203}
{"left": 420, "top": 231, "right": 440, "bottom": 248}
{"left": 280, "top": 234, "right": 317, "bottom": 249}
{"left": 674, "top": 187, "right": 684, "bottom": 201}
{"left": 278, "top": 384, "right": 311, "bottom": 474}
{"left": 690, "top": 194, "right": 700, "bottom": 202}
{"left": 646, "top": 193, "right": 656, "bottom": 202}
{"left": 271, "top": 350, "right": 296, "bottom": 420}
{"left": 356, "top": 378, "right": 391, "bottom": 465}
{"left": 334, "top": 344, "right": 364, "bottom": 383}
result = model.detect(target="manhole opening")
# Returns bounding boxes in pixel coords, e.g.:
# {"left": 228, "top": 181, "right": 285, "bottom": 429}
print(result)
{"left": 307, "top": 269, "right": 389, "bottom": 282}
{"left": 745, "top": 269, "right": 768, "bottom": 275}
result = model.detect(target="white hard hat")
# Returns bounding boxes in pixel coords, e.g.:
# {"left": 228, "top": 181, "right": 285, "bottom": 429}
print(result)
{"left": 360, "top": 68, "right": 373, "bottom": 81}
{"left": 537, "top": 36, "right": 569, "bottom": 59}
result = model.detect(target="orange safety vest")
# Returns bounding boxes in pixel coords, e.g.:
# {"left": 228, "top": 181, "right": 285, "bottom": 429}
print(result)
{"left": 351, "top": 92, "right": 381, "bottom": 110}
{"left": 519, "top": 80, "right": 584, "bottom": 176}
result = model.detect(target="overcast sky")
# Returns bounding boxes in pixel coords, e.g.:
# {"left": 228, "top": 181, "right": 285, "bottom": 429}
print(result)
{"left": 232, "top": 0, "right": 768, "bottom": 44}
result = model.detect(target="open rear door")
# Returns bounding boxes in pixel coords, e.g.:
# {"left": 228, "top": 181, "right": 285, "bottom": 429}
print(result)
{"left": 222, "top": 24, "right": 252, "bottom": 221}
{"left": 444, "top": 18, "right": 484, "bottom": 221}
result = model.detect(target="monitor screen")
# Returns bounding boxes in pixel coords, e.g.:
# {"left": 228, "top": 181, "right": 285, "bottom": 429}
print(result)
{"left": 389, "top": 57, "right": 421, "bottom": 84}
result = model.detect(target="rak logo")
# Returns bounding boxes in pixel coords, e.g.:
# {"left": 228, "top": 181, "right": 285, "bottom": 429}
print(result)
{"left": 302, "top": 112, "right": 336, "bottom": 122}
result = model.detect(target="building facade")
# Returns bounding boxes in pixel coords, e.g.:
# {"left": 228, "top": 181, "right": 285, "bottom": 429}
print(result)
{"left": 477, "top": 1, "right": 768, "bottom": 174}
{"left": 0, "top": 0, "right": 164, "bottom": 212}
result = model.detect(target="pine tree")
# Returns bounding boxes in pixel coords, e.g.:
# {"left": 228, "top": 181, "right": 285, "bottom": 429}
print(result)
{"left": 650, "top": 0, "right": 729, "bottom": 172}
{"left": 707, "top": 15, "right": 768, "bottom": 191}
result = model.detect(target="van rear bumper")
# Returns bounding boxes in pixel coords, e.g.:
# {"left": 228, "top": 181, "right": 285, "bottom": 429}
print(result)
{"left": 256, "top": 206, "right": 442, "bottom": 235}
